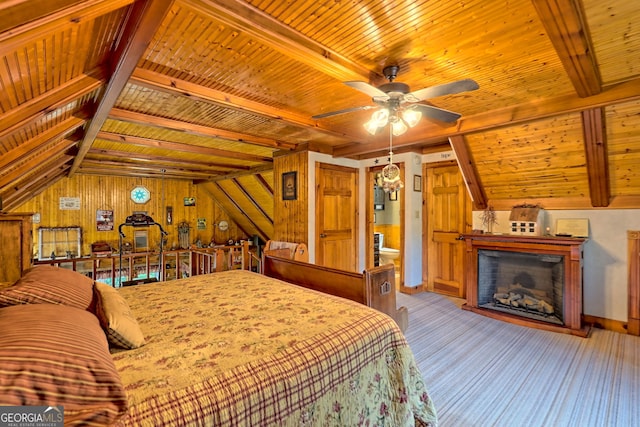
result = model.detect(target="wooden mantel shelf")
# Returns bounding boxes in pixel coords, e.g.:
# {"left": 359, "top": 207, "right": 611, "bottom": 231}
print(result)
{"left": 462, "top": 233, "right": 586, "bottom": 247}
{"left": 461, "top": 233, "right": 590, "bottom": 337}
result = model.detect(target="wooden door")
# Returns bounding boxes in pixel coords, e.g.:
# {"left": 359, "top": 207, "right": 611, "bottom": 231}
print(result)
{"left": 424, "top": 163, "right": 471, "bottom": 297}
{"left": 315, "top": 163, "right": 358, "bottom": 272}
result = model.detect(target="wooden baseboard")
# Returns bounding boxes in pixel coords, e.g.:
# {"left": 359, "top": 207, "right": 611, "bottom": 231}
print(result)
{"left": 462, "top": 303, "right": 591, "bottom": 338}
{"left": 399, "top": 285, "right": 424, "bottom": 295}
{"left": 583, "top": 314, "right": 628, "bottom": 335}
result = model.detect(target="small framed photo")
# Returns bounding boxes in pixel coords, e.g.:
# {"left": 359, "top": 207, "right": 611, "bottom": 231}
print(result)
{"left": 282, "top": 171, "right": 297, "bottom": 200}
{"left": 414, "top": 175, "right": 422, "bottom": 192}
{"left": 184, "top": 197, "right": 196, "bottom": 206}
{"left": 389, "top": 191, "right": 398, "bottom": 201}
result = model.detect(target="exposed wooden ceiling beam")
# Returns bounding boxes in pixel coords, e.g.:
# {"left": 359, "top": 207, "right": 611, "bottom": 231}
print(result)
{"left": 2, "top": 157, "right": 70, "bottom": 209}
{"left": 581, "top": 108, "right": 610, "bottom": 207}
{"left": 196, "top": 164, "right": 275, "bottom": 183}
{"left": 334, "top": 77, "right": 640, "bottom": 158}
{"left": 69, "top": 0, "right": 174, "bottom": 176}
{"left": 448, "top": 135, "right": 487, "bottom": 210}
{"left": 0, "top": 0, "right": 83, "bottom": 33}
{"left": 213, "top": 180, "right": 269, "bottom": 241}
{"left": 232, "top": 177, "right": 273, "bottom": 225}
{"left": 131, "top": 67, "right": 360, "bottom": 142}
{"left": 0, "top": 115, "right": 86, "bottom": 171}
{"left": 0, "top": 69, "right": 106, "bottom": 139}
{"left": 87, "top": 148, "right": 251, "bottom": 171}
{"left": 0, "top": 139, "right": 77, "bottom": 191}
{"left": 0, "top": 0, "right": 135, "bottom": 52}
{"left": 78, "top": 160, "right": 219, "bottom": 179}
{"left": 96, "top": 131, "right": 273, "bottom": 163}
{"left": 190, "top": 0, "right": 381, "bottom": 85}
{"left": 532, "top": 0, "right": 601, "bottom": 97}
{"left": 255, "top": 173, "right": 274, "bottom": 196}
{"left": 107, "top": 108, "right": 295, "bottom": 150}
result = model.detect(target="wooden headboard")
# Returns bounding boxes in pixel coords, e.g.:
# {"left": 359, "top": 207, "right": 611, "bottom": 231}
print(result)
{"left": 263, "top": 240, "right": 308, "bottom": 262}
{"left": 262, "top": 255, "right": 408, "bottom": 332}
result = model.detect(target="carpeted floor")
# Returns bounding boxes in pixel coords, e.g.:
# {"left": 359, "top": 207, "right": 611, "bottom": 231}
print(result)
{"left": 396, "top": 291, "right": 640, "bottom": 427}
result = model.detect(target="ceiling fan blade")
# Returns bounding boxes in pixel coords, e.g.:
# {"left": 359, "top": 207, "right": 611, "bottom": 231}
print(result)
{"left": 312, "top": 105, "right": 377, "bottom": 120}
{"left": 411, "top": 104, "right": 462, "bottom": 123}
{"left": 405, "top": 78, "right": 479, "bottom": 102}
{"left": 344, "top": 81, "right": 389, "bottom": 100}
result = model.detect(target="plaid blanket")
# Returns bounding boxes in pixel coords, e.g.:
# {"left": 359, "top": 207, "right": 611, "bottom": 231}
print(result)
{"left": 112, "top": 270, "right": 437, "bottom": 426}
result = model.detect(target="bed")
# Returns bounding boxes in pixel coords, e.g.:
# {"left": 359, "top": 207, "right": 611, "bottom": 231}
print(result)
{"left": 0, "top": 265, "right": 437, "bottom": 426}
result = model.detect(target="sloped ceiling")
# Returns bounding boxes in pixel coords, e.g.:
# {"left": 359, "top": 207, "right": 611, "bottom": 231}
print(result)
{"left": 1, "top": 0, "right": 640, "bottom": 237}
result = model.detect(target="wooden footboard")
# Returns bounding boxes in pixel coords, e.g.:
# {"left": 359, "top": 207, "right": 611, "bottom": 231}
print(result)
{"left": 262, "top": 255, "right": 408, "bottom": 332}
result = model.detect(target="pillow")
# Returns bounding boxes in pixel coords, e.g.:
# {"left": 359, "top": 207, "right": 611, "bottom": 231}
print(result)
{"left": 94, "top": 282, "right": 146, "bottom": 349}
{"left": 0, "top": 265, "right": 96, "bottom": 311}
{"left": 0, "top": 304, "right": 128, "bottom": 425}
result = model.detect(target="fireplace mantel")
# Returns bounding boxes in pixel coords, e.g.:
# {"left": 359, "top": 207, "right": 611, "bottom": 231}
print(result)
{"left": 462, "top": 234, "right": 590, "bottom": 337}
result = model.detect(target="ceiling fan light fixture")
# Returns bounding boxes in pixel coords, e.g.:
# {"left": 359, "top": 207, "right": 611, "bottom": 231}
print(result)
{"left": 391, "top": 119, "right": 408, "bottom": 136}
{"left": 365, "top": 108, "right": 391, "bottom": 135}
{"left": 372, "top": 108, "right": 389, "bottom": 126}
{"left": 364, "top": 119, "right": 380, "bottom": 135}
{"left": 402, "top": 108, "right": 422, "bottom": 128}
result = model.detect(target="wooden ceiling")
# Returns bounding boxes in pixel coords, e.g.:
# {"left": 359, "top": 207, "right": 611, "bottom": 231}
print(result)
{"left": 1, "top": 0, "right": 639, "bottom": 211}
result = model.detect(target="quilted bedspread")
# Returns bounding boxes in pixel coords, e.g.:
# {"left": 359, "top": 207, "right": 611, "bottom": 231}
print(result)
{"left": 111, "top": 270, "right": 437, "bottom": 426}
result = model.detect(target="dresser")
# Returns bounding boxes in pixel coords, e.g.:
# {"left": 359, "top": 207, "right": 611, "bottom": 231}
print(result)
{"left": 0, "top": 212, "right": 34, "bottom": 284}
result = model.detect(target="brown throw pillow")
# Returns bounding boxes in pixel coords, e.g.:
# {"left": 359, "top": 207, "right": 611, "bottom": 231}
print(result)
{"left": 0, "top": 303, "right": 128, "bottom": 424}
{"left": 94, "top": 282, "right": 146, "bottom": 349}
{"left": 0, "top": 265, "right": 96, "bottom": 311}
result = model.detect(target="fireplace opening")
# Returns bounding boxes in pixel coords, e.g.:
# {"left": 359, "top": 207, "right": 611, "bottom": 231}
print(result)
{"left": 477, "top": 249, "right": 564, "bottom": 325}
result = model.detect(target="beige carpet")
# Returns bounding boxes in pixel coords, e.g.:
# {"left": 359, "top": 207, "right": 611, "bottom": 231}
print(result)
{"left": 397, "top": 291, "right": 640, "bottom": 427}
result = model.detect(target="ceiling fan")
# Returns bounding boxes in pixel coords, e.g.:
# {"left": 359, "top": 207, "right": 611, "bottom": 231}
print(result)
{"left": 312, "top": 65, "right": 479, "bottom": 133}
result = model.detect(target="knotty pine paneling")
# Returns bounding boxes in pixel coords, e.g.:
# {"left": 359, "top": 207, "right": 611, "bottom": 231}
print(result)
{"left": 606, "top": 100, "right": 640, "bottom": 197}
{"left": 273, "top": 151, "right": 308, "bottom": 244}
{"left": 465, "top": 112, "right": 590, "bottom": 201}
{"left": 13, "top": 175, "right": 246, "bottom": 258}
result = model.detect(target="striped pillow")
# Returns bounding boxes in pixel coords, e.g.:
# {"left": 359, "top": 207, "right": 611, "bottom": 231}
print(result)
{"left": 0, "top": 304, "right": 128, "bottom": 425}
{"left": 94, "top": 282, "right": 146, "bottom": 349}
{"left": 0, "top": 265, "right": 96, "bottom": 311}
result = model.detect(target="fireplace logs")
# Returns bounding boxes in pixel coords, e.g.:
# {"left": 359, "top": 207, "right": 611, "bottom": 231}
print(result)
{"left": 493, "top": 286, "right": 555, "bottom": 315}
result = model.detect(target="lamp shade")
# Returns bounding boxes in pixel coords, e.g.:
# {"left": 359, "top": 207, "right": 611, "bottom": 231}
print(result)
{"left": 372, "top": 109, "right": 389, "bottom": 126}
{"left": 392, "top": 119, "right": 407, "bottom": 136}
{"left": 402, "top": 108, "right": 422, "bottom": 127}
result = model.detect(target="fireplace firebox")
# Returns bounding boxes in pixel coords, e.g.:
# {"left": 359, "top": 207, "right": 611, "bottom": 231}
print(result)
{"left": 462, "top": 234, "right": 589, "bottom": 337}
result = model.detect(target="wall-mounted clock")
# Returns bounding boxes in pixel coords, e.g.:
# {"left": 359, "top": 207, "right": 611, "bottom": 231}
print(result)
{"left": 218, "top": 220, "right": 229, "bottom": 231}
{"left": 131, "top": 186, "right": 150, "bottom": 204}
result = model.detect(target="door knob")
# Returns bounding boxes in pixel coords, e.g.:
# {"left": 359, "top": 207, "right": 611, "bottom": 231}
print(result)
{"left": 319, "top": 233, "right": 327, "bottom": 238}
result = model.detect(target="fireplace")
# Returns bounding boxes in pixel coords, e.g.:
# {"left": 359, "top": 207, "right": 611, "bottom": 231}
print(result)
{"left": 462, "top": 234, "right": 589, "bottom": 337}
{"left": 477, "top": 250, "right": 564, "bottom": 325}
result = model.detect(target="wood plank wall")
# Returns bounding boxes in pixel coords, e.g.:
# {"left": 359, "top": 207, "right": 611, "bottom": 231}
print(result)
{"left": 13, "top": 175, "right": 245, "bottom": 258}
{"left": 273, "top": 151, "right": 308, "bottom": 245}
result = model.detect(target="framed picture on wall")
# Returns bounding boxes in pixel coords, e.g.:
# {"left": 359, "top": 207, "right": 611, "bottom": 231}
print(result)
{"left": 389, "top": 191, "right": 398, "bottom": 201}
{"left": 282, "top": 171, "right": 297, "bottom": 200}
{"left": 414, "top": 175, "right": 422, "bottom": 192}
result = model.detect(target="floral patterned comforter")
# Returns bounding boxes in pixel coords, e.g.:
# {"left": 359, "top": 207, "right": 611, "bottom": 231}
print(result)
{"left": 112, "top": 270, "right": 437, "bottom": 426}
